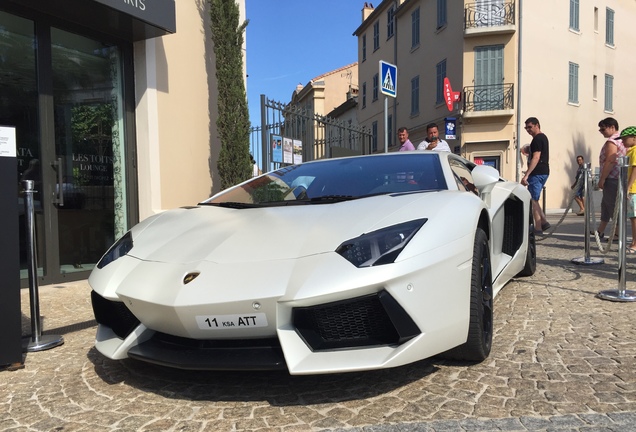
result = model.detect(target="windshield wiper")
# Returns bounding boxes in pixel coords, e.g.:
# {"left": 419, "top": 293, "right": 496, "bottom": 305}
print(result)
{"left": 201, "top": 201, "right": 263, "bottom": 209}
{"left": 309, "top": 195, "right": 357, "bottom": 204}
{"left": 202, "top": 200, "right": 311, "bottom": 208}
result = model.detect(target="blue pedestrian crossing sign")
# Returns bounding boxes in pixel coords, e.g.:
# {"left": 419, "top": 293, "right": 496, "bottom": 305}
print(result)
{"left": 380, "top": 60, "right": 397, "bottom": 97}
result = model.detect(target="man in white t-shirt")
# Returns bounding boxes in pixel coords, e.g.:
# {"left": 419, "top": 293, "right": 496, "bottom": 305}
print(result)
{"left": 417, "top": 123, "right": 451, "bottom": 152}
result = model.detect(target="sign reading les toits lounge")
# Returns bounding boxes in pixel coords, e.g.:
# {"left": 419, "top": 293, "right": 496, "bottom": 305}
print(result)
{"left": 93, "top": 0, "right": 176, "bottom": 33}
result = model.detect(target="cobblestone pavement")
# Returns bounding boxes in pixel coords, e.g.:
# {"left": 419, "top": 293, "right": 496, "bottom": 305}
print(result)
{"left": 3, "top": 214, "right": 636, "bottom": 431}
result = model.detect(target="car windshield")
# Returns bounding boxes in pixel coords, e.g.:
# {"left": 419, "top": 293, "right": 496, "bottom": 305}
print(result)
{"left": 202, "top": 153, "right": 447, "bottom": 207}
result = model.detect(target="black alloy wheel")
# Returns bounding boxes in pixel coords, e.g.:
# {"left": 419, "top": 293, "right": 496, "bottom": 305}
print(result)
{"left": 440, "top": 227, "right": 493, "bottom": 362}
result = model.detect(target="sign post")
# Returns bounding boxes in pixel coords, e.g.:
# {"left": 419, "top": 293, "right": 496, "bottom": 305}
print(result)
{"left": 0, "top": 126, "right": 23, "bottom": 369}
{"left": 380, "top": 61, "right": 397, "bottom": 153}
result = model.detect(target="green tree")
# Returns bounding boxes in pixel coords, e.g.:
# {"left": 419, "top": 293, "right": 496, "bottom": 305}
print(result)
{"left": 209, "top": 0, "right": 251, "bottom": 189}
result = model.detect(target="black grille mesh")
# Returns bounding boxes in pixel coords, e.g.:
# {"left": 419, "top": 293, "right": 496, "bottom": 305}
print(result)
{"left": 293, "top": 293, "right": 401, "bottom": 350}
{"left": 503, "top": 198, "right": 524, "bottom": 256}
{"left": 91, "top": 290, "right": 140, "bottom": 339}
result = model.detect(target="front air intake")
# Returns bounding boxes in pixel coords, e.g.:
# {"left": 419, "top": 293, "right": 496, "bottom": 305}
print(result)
{"left": 91, "top": 290, "right": 140, "bottom": 339}
{"left": 292, "top": 290, "right": 420, "bottom": 351}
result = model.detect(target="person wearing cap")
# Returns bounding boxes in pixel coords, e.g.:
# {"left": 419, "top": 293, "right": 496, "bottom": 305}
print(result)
{"left": 621, "top": 126, "right": 636, "bottom": 253}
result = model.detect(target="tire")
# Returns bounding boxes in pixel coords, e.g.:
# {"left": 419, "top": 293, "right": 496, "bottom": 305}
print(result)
{"left": 440, "top": 227, "right": 493, "bottom": 362}
{"left": 517, "top": 224, "right": 536, "bottom": 277}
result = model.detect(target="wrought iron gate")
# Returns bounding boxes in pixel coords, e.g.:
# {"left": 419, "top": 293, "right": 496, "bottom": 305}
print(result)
{"left": 250, "top": 94, "right": 372, "bottom": 173}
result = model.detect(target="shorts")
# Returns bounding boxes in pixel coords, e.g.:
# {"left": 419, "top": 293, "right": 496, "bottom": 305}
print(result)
{"left": 601, "top": 178, "right": 619, "bottom": 222}
{"left": 575, "top": 185, "right": 584, "bottom": 198}
{"left": 527, "top": 174, "right": 549, "bottom": 201}
{"left": 628, "top": 193, "right": 636, "bottom": 219}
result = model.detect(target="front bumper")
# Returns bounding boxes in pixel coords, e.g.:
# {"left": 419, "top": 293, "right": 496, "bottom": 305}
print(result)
{"left": 92, "top": 289, "right": 420, "bottom": 371}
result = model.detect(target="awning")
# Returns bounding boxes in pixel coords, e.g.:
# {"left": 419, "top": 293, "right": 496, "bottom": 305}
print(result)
{"left": 93, "top": 0, "right": 176, "bottom": 34}
{"left": 4, "top": 0, "right": 176, "bottom": 41}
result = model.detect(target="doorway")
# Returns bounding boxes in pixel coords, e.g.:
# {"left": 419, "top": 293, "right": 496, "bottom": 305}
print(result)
{"left": 0, "top": 10, "right": 134, "bottom": 285}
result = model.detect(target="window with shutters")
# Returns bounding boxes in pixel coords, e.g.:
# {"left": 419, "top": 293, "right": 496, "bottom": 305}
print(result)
{"left": 604, "top": 74, "right": 613, "bottom": 112}
{"left": 436, "top": 60, "right": 447, "bottom": 105}
{"left": 411, "top": 8, "right": 420, "bottom": 48}
{"left": 569, "top": 0, "right": 579, "bottom": 31}
{"left": 606, "top": 8, "right": 614, "bottom": 46}
{"left": 568, "top": 62, "right": 579, "bottom": 104}
{"left": 411, "top": 76, "right": 420, "bottom": 115}
{"left": 474, "top": 45, "right": 503, "bottom": 110}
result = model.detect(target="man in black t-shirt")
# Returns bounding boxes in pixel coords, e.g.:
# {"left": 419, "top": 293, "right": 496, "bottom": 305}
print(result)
{"left": 521, "top": 117, "right": 550, "bottom": 232}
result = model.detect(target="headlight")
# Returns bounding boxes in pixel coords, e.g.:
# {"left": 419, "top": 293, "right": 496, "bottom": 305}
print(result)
{"left": 336, "top": 219, "right": 427, "bottom": 267}
{"left": 97, "top": 231, "right": 133, "bottom": 269}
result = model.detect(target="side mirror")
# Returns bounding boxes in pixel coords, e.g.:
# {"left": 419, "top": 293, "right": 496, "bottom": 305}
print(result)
{"left": 472, "top": 164, "right": 500, "bottom": 190}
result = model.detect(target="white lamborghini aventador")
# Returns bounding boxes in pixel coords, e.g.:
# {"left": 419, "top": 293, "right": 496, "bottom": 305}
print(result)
{"left": 89, "top": 152, "right": 535, "bottom": 374}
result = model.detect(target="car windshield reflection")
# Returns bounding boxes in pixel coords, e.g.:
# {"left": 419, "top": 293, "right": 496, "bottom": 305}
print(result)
{"left": 201, "top": 153, "right": 447, "bottom": 207}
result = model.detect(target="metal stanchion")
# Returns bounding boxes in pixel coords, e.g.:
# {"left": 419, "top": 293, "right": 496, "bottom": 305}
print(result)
{"left": 598, "top": 157, "right": 636, "bottom": 301}
{"left": 572, "top": 163, "right": 604, "bottom": 265}
{"left": 22, "top": 180, "right": 64, "bottom": 351}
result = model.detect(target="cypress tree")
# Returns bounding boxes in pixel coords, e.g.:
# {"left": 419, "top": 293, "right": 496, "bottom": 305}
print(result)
{"left": 209, "top": 0, "right": 251, "bottom": 189}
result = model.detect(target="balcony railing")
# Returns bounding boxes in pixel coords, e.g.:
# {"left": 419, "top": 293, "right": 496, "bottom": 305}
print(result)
{"left": 464, "top": 1, "right": 515, "bottom": 30}
{"left": 463, "top": 83, "right": 514, "bottom": 113}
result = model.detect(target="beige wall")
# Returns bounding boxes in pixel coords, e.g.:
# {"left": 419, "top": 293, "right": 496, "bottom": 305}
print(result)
{"left": 355, "top": 0, "right": 636, "bottom": 210}
{"left": 291, "top": 63, "right": 359, "bottom": 159}
{"left": 461, "top": 19, "right": 517, "bottom": 181}
{"left": 292, "top": 63, "right": 358, "bottom": 115}
{"left": 135, "top": 0, "right": 246, "bottom": 220}
{"left": 395, "top": 0, "right": 465, "bottom": 145}
{"left": 356, "top": 2, "right": 398, "bottom": 148}
{"left": 356, "top": 0, "right": 466, "bottom": 149}
{"left": 518, "top": 0, "right": 631, "bottom": 209}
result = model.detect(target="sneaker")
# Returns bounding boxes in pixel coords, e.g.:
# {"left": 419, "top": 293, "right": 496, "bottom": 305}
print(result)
{"left": 590, "top": 231, "right": 605, "bottom": 239}
{"left": 541, "top": 222, "right": 551, "bottom": 231}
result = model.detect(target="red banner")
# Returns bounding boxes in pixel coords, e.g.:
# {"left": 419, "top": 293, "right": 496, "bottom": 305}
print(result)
{"left": 443, "top": 77, "right": 461, "bottom": 112}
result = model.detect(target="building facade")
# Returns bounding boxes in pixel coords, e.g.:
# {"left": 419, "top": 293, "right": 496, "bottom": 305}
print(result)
{"left": 290, "top": 62, "right": 358, "bottom": 118}
{"left": 290, "top": 62, "right": 359, "bottom": 159}
{"left": 1, "top": 0, "right": 245, "bottom": 286}
{"left": 354, "top": 0, "right": 635, "bottom": 211}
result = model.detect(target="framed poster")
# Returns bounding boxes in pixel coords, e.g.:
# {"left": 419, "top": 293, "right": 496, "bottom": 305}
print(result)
{"left": 293, "top": 139, "right": 303, "bottom": 164}
{"left": 271, "top": 135, "right": 282, "bottom": 163}
{"left": 0, "top": 126, "right": 17, "bottom": 157}
{"left": 283, "top": 137, "right": 293, "bottom": 164}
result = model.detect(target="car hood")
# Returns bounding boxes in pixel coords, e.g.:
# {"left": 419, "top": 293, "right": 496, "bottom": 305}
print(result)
{"left": 126, "top": 192, "right": 460, "bottom": 264}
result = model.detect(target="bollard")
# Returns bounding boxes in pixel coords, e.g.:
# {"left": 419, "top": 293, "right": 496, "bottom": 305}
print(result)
{"left": 597, "top": 156, "right": 636, "bottom": 301}
{"left": 572, "top": 163, "right": 604, "bottom": 265}
{"left": 22, "top": 180, "right": 64, "bottom": 351}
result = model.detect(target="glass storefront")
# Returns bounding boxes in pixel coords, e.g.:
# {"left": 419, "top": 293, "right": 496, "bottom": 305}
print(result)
{"left": 0, "top": 10, "right": 133, "bottom": 285}
{"left": 0, "top": 11, "right": 43, "bottom": 279}
{"left": 52, "top": 28, "right": 127, "bottom": 274}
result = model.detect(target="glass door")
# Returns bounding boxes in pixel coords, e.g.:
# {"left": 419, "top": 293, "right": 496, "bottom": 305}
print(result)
{"left": 475, "top": 0, "right": 505, "bottom": 27}
{"left": 51, "top": 28, "right": 127, "bottom": 275}
{"left": 1, "top": 9, "right": 132, "bottom": 285}
{"left": 0, "top": 11, "right": 45, "bottom": 280}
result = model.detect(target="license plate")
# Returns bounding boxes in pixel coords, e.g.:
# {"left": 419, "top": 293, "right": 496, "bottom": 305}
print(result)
{"left": 195, "top": 313, "right": 268, "bottom": 330}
